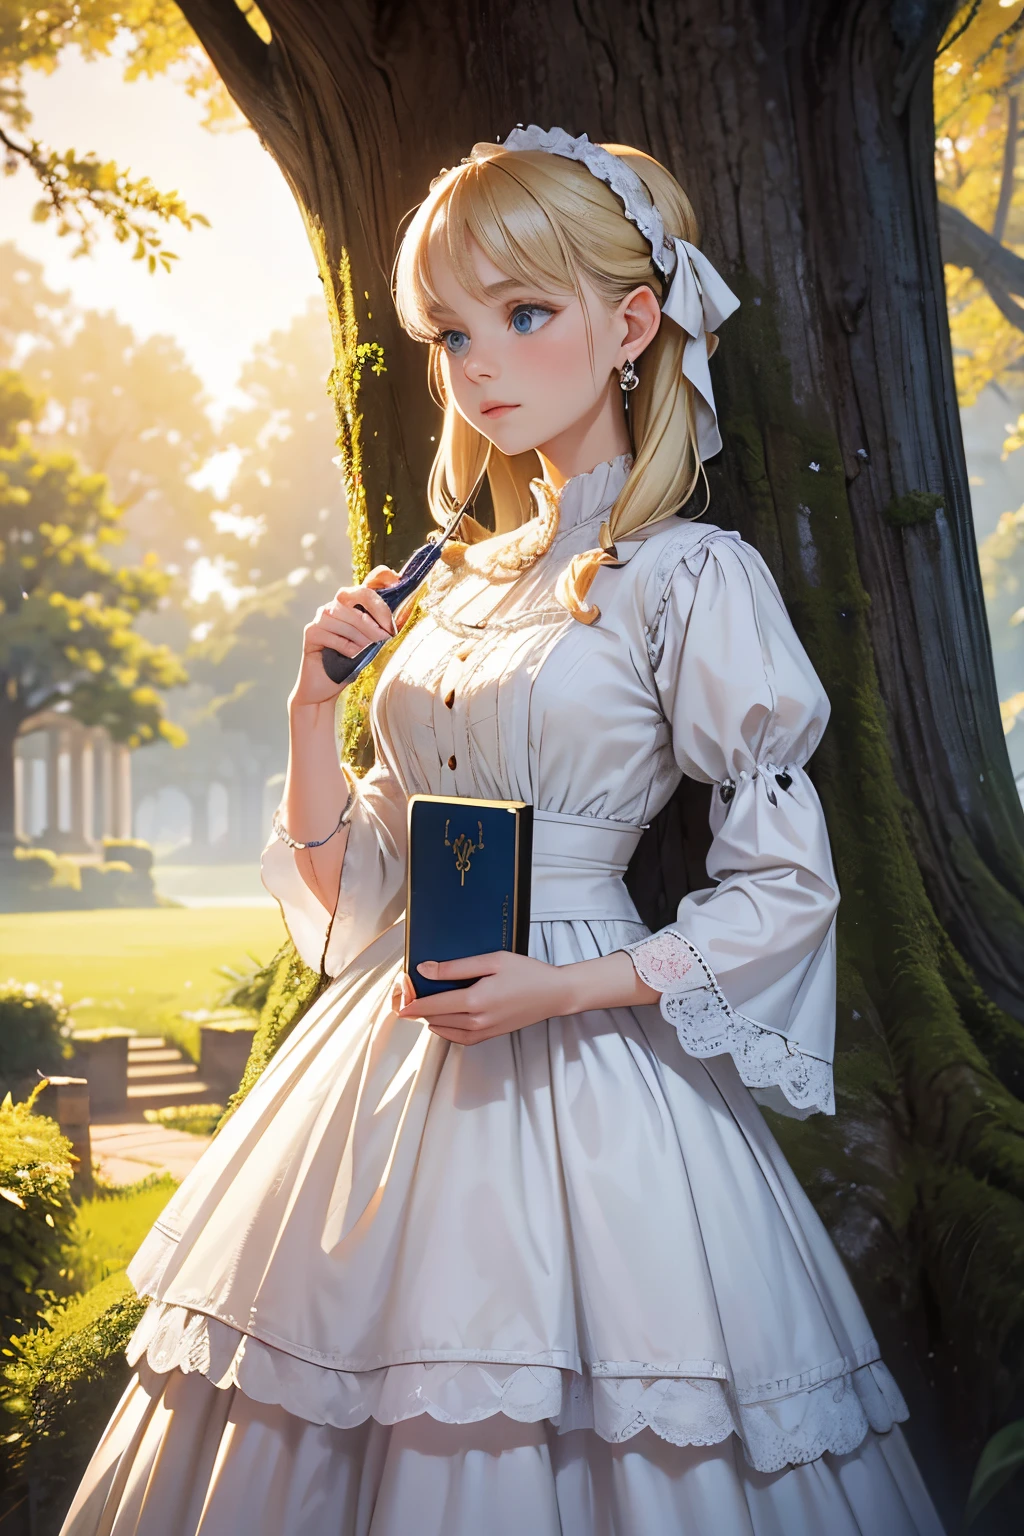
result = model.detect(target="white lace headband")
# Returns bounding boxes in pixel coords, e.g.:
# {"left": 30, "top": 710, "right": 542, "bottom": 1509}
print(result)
{"left": 475, "top": 125, "right": 741, "bottom": 460}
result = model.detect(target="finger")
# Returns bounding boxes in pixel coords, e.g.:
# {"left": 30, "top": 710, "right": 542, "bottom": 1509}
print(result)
{"left": 324, "top": 602, "right": 392, "bottom": 644}
{"left": 399, "top": 987, "right": 485, "bottom": 1020}
{"left": 428, "top": 1024, "right": 493, "bottom": 1045}
{"left": 353, "top": 588, "right": 398, "bottom": 636}
{"left": 305, "top": 624, "right": 361, "bottom": 658}
{"left": 364, "top": 565, "right": 400, "bottom": 589}
{"left": 391, "top": 971, "right": 418, "bottom": 1014}
{"left": 317, "top": 610, "right": 386, "bottom": 648}
{"left": 417, "top": 954, "right": 505, "bottom": 982}
{"left": 304, "top": 623, "right": 367, "bottom": 659}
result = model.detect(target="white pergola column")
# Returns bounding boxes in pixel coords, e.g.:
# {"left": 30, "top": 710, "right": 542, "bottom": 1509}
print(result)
{"left": 111, "top": 744, "right": 132, "bottom": 839}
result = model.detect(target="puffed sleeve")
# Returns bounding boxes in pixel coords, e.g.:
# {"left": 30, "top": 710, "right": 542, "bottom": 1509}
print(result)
{"left": 260, "top": 735, "right": 407, "bottom": 981}
{"left": 623, "top": 530, "right": 839, "bottom": 1118}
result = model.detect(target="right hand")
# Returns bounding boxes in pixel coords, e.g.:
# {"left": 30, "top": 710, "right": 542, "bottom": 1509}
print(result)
{"left": 291, "top": 566, "right": 400, "bottom": 707}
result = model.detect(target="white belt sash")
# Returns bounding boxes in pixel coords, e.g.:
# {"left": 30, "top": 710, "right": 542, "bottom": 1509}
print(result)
{"left": 529, "top": 809, "right": 645, "bottom": 923}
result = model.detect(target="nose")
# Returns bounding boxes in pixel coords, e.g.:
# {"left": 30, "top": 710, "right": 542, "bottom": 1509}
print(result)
{"left": 463, "top": 349, "right": 496, "bottom": 384}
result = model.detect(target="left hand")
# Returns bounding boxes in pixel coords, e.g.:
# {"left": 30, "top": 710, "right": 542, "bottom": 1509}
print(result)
{"left": 394, "top": 952, "right": 571, "bottom": 1045}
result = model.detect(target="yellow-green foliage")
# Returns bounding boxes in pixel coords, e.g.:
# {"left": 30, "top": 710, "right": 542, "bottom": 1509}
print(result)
{"left": 309, "top": 224, "right": 401, "bottom": 770}
{"left": 58, "top": 1173, "right": 177, "bottom": 1296}
{"left": 0, "top": 1094, "right": 75, "bottom": 1348}
{"left": 0, "top": 981, "right": 71, "bottom": 1084}
{"left": 316, "top": 235, "right": 373, "bottom": 584}
{"left": 0, "top": 1173, "right": 178, "bottom": 1523}
{"left": 144, "top": 1104, "right": 222, "bottom": 1136}
{"left": 0, "top": 1271, "right": 147, "bottom": 1530}
{"left": 100, "top": 838, "right": 154, "bottom": 876}
{"left": 12, "top": 848, "right": 81, "bottom": 893}
{"left": 219, "top": 943, "right": 324, "bottom": 1125}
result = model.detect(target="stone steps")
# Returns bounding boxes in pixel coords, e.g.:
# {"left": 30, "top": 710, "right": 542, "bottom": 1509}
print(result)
{"left": 124, "top": 1036, "right": 221, "bottom": 1109}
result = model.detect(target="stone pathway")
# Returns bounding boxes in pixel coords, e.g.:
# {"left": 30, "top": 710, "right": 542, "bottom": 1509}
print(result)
{"left": 90, "top": 1117, "right": 212, "bottom": 1186}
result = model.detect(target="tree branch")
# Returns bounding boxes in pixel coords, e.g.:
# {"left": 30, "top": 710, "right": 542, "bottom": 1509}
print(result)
{"left": 174, "top": 0, "right": 288, "bottom": 148}
{"left": 977, "top": 273, "right": 1024, "bottom": 332}
{"left": 937, "top": 0, "right": 982, "bottom": 58}
{"left": 939, "top": 199, "right": 1024, "bottom": 326}
{"left": 993, "top": 93, "right": 1020, "bottom": 243}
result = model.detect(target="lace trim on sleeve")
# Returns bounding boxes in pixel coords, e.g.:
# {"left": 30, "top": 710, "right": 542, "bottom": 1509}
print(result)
{"left": 625, "top": 931, "right": 835, "bottom": 1116}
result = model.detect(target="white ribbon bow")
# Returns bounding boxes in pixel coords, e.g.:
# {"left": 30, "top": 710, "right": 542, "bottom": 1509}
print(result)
{"left": 661, "top": 238, "right": 741, "bottom": 461}
{"left": 488, "top": 126, "right": 742, "bottom": 462}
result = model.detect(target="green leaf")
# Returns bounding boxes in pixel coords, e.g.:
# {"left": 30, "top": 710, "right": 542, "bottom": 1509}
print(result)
{"left": 966, "top": 1420, "right": 1024, "bottom": 1526}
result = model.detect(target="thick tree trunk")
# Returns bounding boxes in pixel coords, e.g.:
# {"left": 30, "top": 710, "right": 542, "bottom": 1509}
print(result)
{"left": 177, "top": 0, "right": 1024, "bottom": 1503}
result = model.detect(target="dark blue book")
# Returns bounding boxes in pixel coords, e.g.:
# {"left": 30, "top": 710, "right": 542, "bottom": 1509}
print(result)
{"left": 405, "top": 795, "right": 533, "bottom": 997}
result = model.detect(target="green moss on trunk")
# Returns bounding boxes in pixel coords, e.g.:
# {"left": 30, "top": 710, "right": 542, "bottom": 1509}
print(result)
{"left": 719, "top": 274, "right": 1024, "bottom": 1438}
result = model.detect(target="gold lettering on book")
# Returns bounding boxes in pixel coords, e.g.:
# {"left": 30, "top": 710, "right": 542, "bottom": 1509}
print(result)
{"left": 444, "top": 820, "right": 485, "bottom": 886}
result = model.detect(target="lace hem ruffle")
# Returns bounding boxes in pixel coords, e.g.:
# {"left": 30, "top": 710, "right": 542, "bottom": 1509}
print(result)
{"left": 624, "top": 931, "right": 835, "bottom": 1116}
{"left": 126, "top": 1302, "right": 904, "bottom": 1474}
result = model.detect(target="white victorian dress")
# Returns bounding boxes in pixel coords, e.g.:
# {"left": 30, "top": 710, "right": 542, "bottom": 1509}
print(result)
{"left": 62, "top": 457, "right": 945, "bottom": 1535}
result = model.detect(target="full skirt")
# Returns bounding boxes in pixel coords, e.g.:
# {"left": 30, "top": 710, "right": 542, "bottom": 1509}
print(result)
{"left": 62, "top": 1360, "right": 943, "bottom": 1536}
{"left": 59, "top": 918, "right": 946, "bottom": 1535}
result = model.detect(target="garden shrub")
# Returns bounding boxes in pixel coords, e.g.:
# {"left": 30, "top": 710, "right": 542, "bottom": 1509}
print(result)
{"left": 13, "top": 848, "right": 80, "bottom": 893}
{"left": 217, "top": 952, "right": 278, "bottom": 1015}
{"left": 0, "top": 1092, "right": 75, "bottom": 1350}
{"left": 78, "top": 860, "right": 154, "bottom": 909}
{"left": 1, "top": 1272, "right": 146, "bottom": 1536}
{"left": 12, "top": 849, "right": 60, "bottom": 893}
{"left": 219, "top": 942, "right": 324, "bottom": 1125}
{"left": 100, "top": 838, "right": 153, "bottom": 877}
{"left": 0, "top": 983, "right": 72, "bottom": 1091}
{"left": 144, "top": 1104, "right": 223, "bottom": 1136}
{"left": 2, "top": 851, "right": 82, "bottom": 912}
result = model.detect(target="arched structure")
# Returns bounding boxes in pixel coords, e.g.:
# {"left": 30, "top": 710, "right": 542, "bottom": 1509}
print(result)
{"left": 14, "top": 712, "right": 132, "bottom": 854}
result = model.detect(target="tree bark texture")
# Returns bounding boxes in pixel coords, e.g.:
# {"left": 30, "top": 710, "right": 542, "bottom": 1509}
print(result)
{"left": 177, "top": 0, "right": 1024, "bottom": 1493}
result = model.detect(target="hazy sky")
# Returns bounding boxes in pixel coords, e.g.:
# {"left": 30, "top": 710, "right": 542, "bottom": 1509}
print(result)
{"left": 0, "top": 48, "right": 323, "bottom": 414}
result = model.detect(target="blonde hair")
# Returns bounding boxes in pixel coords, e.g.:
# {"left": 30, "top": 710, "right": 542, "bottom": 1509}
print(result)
{"left": 393, "top": 141, "right": 703, "bottom": 621}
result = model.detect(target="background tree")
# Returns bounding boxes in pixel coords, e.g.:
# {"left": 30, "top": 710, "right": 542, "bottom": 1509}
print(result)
{"left": 0, "top": 369, "right": 186, "bottom": 853}
{"left": 0, "top": 238, "right": 345, "bottom": 859}
{"left": 0, "top": 243, "right": 215, "bottom": 568}
{"left": 937, "top": 4, "right": 1024, "bottom": 397}
{"left": 216, "top": 296, "right": 350, "bottom": 583}
{"left": 163, "top": 0, "right": 1024, "bottom": 1505}
{"left": 936, "top": 6, "right": 1024, "bottom": 757}
{"left": 133, "top": 298, "right": 347, "bottom": 857}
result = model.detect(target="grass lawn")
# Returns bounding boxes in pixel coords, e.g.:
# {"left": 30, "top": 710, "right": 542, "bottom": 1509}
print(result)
{"left": 61, "top": 1174, "right": 179, "bottom": 1294}
{"left": 0, "top": 907, "right": 285, "bottom": 1059}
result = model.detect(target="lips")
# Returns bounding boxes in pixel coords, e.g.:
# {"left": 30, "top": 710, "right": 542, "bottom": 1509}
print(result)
{"left": 480, "top": 402, "right": 519, "bottom": 419}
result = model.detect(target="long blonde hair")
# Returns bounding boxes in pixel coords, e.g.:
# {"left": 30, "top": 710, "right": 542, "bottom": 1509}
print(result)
{"left": 393, "top": 141, "right": 703, "bottom": 621}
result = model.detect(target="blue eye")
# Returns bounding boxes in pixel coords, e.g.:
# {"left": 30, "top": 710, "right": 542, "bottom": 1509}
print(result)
{"left": 510, "top": 305, "right": 553, "bottom": 335}
{"left": 441, "top": 330, "right": 470, "bottom": 356}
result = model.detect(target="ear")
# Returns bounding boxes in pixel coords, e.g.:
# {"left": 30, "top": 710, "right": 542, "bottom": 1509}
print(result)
{"left": 617, "top": 285, "right": 662, "bottom": 365}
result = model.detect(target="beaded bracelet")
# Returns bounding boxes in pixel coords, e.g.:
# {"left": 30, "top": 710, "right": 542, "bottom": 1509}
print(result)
{"left": 272, "top": 799, "right": 351, "bottom": 850}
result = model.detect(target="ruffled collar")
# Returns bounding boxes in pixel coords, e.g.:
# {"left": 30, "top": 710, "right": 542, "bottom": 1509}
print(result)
{"left": 436, "top": 453, "right": 632, "bottom": 586}
{"left": 545, "top": 453, "right": 632, "bottom": 533}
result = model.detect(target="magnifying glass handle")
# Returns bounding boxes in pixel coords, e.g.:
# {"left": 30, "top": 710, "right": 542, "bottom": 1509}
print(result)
{"left": 320, "top": 537, "right": 447, "bottom": 687}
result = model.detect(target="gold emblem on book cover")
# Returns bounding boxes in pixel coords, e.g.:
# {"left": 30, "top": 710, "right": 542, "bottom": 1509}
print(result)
{"left": 444, "top": 818, "right": 485, "bottom": 886}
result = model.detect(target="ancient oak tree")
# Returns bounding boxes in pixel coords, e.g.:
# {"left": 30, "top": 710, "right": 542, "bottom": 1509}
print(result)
{"left": 176, "top": 0, "right": 1024, "bottom": 1481}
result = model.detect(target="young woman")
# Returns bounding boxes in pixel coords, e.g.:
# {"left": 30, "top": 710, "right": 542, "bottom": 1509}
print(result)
{"left": 62, "top": 127, "right": 945, "bottom": 1535}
